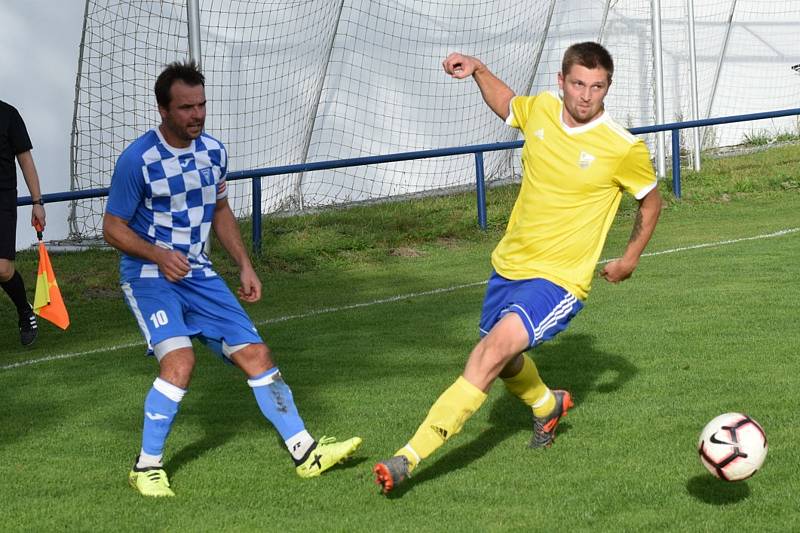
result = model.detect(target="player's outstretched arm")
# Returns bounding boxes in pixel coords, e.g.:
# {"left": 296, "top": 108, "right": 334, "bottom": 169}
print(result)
{"left": 601, "top": 188, "right": 662, "bottom": 283}
{"left": 442, "top": 52, "right": 515, "bottom": 120}
{"left": 211, "top": 198, "right": 261, "bottom": 303}
{"left": 103, "top": 213, "right": 190, "bottom": 282}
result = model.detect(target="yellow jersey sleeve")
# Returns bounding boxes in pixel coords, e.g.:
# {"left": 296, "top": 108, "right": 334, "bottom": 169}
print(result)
{"left": 614, "top": 140, "right": 658, "bottom": 199}
{"left": 506, "top": 95, "right": 540, "bottom": 130}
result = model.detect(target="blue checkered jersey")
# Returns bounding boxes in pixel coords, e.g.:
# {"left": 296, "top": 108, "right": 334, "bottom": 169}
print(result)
{"left": 106, "top": 128, "right": 228, "bottom": 281}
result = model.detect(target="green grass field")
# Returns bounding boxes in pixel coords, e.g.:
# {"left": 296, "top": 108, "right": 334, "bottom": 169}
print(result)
{"left": 1, "top": 145, "right": 799, "bottom": 531}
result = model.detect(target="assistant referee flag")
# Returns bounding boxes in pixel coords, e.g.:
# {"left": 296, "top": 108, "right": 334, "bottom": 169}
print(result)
{"left": 32, "top": 231, "right": 70, "bottom": 330}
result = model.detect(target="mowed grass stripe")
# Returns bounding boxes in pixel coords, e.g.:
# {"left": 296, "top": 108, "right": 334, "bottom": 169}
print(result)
{"left": 1, "top": 226, "right": 797, "bottom": 373}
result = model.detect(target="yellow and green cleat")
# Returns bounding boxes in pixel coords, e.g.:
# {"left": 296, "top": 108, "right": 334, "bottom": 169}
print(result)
{"left": 296, "top": 436, "right": 363, "bottom": 478}
{"left": 128, "top": 467, "right": 175, "bottom": 497}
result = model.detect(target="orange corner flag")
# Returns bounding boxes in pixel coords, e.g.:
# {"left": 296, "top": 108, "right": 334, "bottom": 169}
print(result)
{"left": 33, "top": 240, "right": 70, "bottom": 330}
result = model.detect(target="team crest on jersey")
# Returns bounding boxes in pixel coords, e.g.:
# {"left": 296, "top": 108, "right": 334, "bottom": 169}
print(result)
{"left": 578, "top": 151, "right": 595, "bottom": 169}
{"left": 533, "top": 128, "right": 545, "bottom": 140}
{"left": 199, "top": 167, "right": 214, "bottom": 185}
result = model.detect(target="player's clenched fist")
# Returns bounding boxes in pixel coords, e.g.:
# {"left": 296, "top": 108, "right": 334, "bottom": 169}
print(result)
{"left": 156, "top": 248, "right": 191, "bottom": 282}
{"left": 237, "top": 265, "right": 262, "bottom": 303}
{"left": 442, "top": 53, "right": 484, "bottom": 79}
{"left": 599, "top": 257, "right": 637, "bottom": 284}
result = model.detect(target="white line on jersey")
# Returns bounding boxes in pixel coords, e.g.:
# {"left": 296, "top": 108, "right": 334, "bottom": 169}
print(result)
{"left": 2, "top": 227, "right": 797, "bottom": 372}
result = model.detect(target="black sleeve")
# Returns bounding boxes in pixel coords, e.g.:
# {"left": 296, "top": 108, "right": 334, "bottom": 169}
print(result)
{"left": 8, "top": 106, "right": 33, "bottom": 154}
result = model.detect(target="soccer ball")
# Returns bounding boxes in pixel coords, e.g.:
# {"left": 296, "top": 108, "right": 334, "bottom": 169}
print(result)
{"left": 697, "top": 412, "right": 768, "bottom": 482}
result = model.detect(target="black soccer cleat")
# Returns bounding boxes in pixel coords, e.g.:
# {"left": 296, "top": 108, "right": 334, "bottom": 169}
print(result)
{"left": 19, "top": 306, "right": 38, "bottom": 346}
{"left": 529, "top": 390, "right": 573, "bottom": 448}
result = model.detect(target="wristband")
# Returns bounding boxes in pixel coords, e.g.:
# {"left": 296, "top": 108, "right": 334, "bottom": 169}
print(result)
{"left": 32, "top": 198, "right": 44, "bottom": 205}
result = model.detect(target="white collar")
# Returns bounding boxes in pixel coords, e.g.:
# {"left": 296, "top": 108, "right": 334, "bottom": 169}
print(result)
{"left": 557, "top": 95, "right": 608, "bottom": 134}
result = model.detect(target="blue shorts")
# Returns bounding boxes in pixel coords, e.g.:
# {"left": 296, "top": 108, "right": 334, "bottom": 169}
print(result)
{"left": 479, "top": 271, "right": 584, "bottom": 350}
{"left": 121, "top": 275, "right": 263, "bottom": 359}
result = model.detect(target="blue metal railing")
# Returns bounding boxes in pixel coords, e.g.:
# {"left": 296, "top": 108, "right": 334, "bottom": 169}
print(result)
{"left": 18, "top": 107, "right": 800, "bottom": 255}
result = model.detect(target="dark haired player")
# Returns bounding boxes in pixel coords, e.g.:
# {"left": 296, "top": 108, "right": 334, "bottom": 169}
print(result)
{"left": 104, "top": 61, "right": 361, "bottom": 497}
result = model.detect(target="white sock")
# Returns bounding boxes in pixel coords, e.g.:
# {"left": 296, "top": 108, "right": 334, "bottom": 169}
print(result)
{"left": 136, "top": 450, "right": 163, "bottom": 469}
{"left": 286, "top": 430, "right": 315, "bottom": 462}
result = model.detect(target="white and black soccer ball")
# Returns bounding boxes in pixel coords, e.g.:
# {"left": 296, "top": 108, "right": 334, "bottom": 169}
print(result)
{"left": 697, "top": 412, "right": 768, "bottom": 482}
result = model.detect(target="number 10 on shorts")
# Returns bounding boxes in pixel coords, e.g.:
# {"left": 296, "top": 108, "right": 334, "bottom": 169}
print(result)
{"left": 150, "top": 310, "right": 169, "bottom": 328}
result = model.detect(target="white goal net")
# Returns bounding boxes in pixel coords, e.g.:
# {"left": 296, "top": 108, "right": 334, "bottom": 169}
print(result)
{"left": 69, "top": 0, "right": 800, "bottom": 239}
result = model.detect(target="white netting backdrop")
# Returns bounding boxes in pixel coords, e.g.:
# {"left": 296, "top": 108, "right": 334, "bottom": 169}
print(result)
{"left": 69, "top": 0, "right": 800, "bottom": 239}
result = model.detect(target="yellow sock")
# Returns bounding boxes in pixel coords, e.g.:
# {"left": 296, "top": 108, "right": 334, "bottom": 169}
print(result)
{"left": 396, "top": 376, "right": 487, "bottom": 472}
{"left": 502, "top": 354, "right": 555, "bottom": 417}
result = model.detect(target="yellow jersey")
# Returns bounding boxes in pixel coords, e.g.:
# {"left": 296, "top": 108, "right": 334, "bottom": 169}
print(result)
{"left": 492, "top": 91, "right": 657, "bottom": 300}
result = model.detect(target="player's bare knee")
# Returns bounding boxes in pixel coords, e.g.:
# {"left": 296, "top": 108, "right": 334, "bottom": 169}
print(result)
{"left": 160, "top": 370, "right": 193, "bottom": 390}
{"left": 231, "top": 343, "right": 273, "bottom": 377}
{"left": 261, "top": 344, "right": 275, "bottom": 366}
{"left": 485, "top": 346, "right": 514, "bottom": 373}
{"left": 469, "top": 341, "right": 512, "bottom": 376}
{"left": 158, "top": 351, "right": 195, "bottom": 389}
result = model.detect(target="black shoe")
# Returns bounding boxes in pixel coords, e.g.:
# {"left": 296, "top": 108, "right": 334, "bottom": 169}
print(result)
{"left": 373, "top": 455, "right": 411, "bottom": 495}
{"left": 19, "top": 306, "right": 38, "bottom": 346}
{"left": 529, "top": 390, "right": 574, "bottom": 448}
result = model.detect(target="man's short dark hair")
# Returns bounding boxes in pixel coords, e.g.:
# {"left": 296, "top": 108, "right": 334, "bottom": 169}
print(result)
{"left": 154, "top": 60, "right": 205, "bottom": 108}
{"left": 562, "top": 42, "right": 614, "bottom": 82}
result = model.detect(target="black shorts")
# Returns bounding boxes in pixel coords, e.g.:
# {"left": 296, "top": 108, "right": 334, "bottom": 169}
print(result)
{"left": 0, "top": 189, "right": 18, "bottom": 260}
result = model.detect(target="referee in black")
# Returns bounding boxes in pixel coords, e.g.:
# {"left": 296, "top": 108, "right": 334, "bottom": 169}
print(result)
{"left": 1, "top": 100, "right": 46, "bottom": 346}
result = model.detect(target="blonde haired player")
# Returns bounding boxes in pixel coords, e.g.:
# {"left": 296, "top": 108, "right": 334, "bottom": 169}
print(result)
{"left": 374, "top": 42, "right": 662, "bottom": 494}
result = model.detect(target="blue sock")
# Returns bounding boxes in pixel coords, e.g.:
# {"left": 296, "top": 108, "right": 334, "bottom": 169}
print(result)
{"left": 141, "top": 377, "right": 185, "bottom": 458}
{"left": 248, "top": 368, "right": 314, "bottom": 462}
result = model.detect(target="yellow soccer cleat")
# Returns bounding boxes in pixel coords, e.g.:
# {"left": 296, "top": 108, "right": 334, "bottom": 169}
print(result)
{"left": 128, "top": 467, "right": 175, "bottom": 497}
{"left": 296, "top": 436, "right": 363, "bottom": 478}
